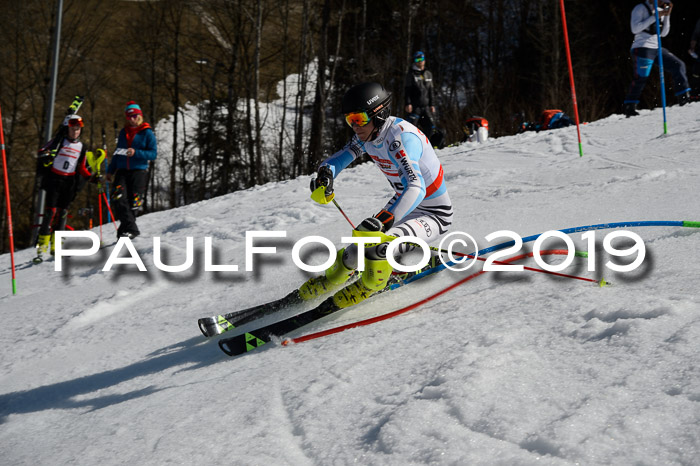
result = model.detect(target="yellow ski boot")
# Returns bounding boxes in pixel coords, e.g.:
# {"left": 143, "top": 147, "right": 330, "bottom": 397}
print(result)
{"left": 34, "top": 234, "right": 51, "bottom": 263}
{"left": 332, "top": 258, "right": 392, "bottom": 309}
{"left": 298, "top": 249, "right": 355, "bottom": 300}
{"left": 50, "top": 232, "right": 57, "bottom": 255}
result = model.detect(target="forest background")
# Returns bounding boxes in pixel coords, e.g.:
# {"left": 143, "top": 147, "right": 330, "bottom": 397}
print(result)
{"left": 1, "top": 0, "right": 699, "bottom": 252}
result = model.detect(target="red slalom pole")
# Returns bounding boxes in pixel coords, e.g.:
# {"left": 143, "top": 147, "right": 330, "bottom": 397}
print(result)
{"left": 0, "top": 105, "right": 17, "bottom": 294}
{"left": 283, "top": 250, "right": 604, "bottom": 346}
{"left": 98, "top": 192, "right": 104, "bottom": 243}
{"left": 559, "top": 0, "right": 584, "bottom": 157}
{"left": 101, "top": 192, "right": 118, "bottom": 233}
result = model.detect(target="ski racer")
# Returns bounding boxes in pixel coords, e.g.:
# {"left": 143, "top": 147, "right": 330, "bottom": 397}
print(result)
{"left": 303, "top": 82, "right": 453, "bottom": 310}
{"left": 35, "top": 115, "right": 95, "bottom": 259}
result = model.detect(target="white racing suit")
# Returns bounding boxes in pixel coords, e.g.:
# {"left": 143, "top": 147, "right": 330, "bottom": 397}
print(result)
{"left": 320, "top": 116, "right": 453, "bottom": 266}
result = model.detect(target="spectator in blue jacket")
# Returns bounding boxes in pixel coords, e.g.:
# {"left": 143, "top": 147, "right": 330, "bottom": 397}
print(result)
{"left": 106, "top": 101, "right": 157, "bottom": 239}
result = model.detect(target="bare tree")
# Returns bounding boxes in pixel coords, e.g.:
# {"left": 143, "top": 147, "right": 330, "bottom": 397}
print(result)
{"left": 292, "top": 0, "right": 312, "bottom": 178}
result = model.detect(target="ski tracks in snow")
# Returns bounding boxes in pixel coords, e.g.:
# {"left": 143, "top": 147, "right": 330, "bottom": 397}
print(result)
{"left": 63, "top": 282, "right": 169, "bottom": 333}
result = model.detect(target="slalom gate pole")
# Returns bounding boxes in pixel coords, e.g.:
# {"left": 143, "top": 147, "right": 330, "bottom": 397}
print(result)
{"left": 101, "top": 191, "right": 118, "bottom": 233}
{"left": 653, "top": 0, "right": 668, "bottom": 134}
{"left": 98, "top": 192, "right": 103, "bottom": 243}
{"left": 559, "top": 0, "right": 584, "bottom": 157}
{"left": 330, "top": 196, "right": 603, "bottom": 284}
{"left": 0, "top": 105, "right": 17, "bottom": 294}
{"left": 285, "top": 219, "right": 700, "bottom": 346}
{"left": 443, "top": 248, "right": 602, "bottom": 285}
{"left": 398, "top": 220, "right": 700, "bottom": 289}
{"left": 282, "top": 249, "right": 586, "bottom": 346}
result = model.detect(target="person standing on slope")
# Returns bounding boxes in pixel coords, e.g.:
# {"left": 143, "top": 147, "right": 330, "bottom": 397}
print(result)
{"left": 105, "top": 101, "right": 157, "bottom": 239}
{"left": 35, "top": 115, "right": 95, "bottom": 260}
{"left": 302, "top": 82, "right": 453, "bottom": 311}
{"left": 622, "top": 1, "right": 691, "bottom": 116}
{"left": 404, "top": 51, "right": 438, "bottom": 142}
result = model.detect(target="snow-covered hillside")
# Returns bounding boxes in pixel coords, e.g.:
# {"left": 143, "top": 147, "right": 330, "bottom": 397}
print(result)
{"left": 1, "top": 105, "right": 699, "bottom": 465}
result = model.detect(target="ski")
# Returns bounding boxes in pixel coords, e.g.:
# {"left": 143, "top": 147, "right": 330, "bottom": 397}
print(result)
{"left": 216, "top": 265, "right": 444, "bottom": 357}
{"left": 198, "top": 289, "right": 304, "bottom": 337}
{"left": 198, "top": 261, "right": 440, "bottom": 338}
{"left": 38, "top": 95, "right": 85, "bottom": 156}
{"left": 218, "top": 297, "right": 340, "bottom": 356}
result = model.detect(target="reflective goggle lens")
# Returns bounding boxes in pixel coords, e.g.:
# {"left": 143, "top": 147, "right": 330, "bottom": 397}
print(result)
{"left": 414, "top": 57, "right": 424, "bottom": 62}
{"left": 68, "top": 118, "right": 83, "bottom": 128}
{"left": 345, "top": 111, "right": 371, "bottom": 127}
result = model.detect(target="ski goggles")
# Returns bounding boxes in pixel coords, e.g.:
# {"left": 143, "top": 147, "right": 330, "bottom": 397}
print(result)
{"left": 344, "top": 111, "right": 371, "bottom": 127}
{"left": 68, "top": 117, "right": 84, "bottom": 128}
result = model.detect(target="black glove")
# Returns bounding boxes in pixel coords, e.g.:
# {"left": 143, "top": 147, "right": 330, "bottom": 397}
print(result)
{"left": 310, "top": 166, "right": 334, "bottom": 195}
{"left": 357, "top": 209, "right": 395, "bottom": 232}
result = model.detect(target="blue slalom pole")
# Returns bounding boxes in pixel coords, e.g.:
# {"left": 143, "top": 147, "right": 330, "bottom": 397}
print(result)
{"left": 397, "top": 220, "right": 700, "bottom": 287}
{"left": 653, "top": 0, "right": 668, "bottom": 134}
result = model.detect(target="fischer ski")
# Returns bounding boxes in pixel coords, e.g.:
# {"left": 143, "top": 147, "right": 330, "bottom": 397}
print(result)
{"left": 216, "top": 265, "right": 442, "bottom": 357}
{"left": 198, "top": 289, "right": 304, "bottom": 337}
{"left": 199, "top": 260, "right": 441, "bottom": 339}
{"left": 218, "top": 297, "right": 340, "bottom": 356}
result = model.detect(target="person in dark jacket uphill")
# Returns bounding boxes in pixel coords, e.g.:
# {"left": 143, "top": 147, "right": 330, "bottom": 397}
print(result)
{"left": 105, "top": 101, "right": 157, "bottom": 239}
{"left": 404, "top": 51, "right": 442, "bottom": 146}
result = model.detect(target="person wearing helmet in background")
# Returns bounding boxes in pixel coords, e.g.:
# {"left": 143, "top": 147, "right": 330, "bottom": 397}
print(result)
{"left": 303, "top": 82, "right": 453, "bottom": 311}
{"left": 35, "top": 115, "right": 94, "bottom": 261}
{"left": 404, "top": 51, "right": 437, "bottom": 142}
{"left": 105, "top": 101, "right": 157, "bottom": 239}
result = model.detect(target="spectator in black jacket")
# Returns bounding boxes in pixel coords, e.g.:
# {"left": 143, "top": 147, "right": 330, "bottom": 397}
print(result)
{"left": 404, "top": 51, "right": 436, "bottom": 139}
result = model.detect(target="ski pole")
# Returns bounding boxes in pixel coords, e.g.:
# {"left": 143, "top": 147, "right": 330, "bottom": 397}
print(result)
{"left": 332, "top": 198, "right": 355, "bottom": 229}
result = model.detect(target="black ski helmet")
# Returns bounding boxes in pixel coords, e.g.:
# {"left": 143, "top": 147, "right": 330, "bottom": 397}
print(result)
{"left": 341, "top": 82, "right": 392, "bottom": 130}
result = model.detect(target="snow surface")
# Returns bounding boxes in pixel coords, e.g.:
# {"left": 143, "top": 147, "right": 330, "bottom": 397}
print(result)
{"left": 1, "top": 105, "right": 700, "bottom": 465}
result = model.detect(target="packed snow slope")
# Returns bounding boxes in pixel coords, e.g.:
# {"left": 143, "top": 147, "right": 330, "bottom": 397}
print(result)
{"left": 1, "top": 105, "right": 699, "bottom": 465}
